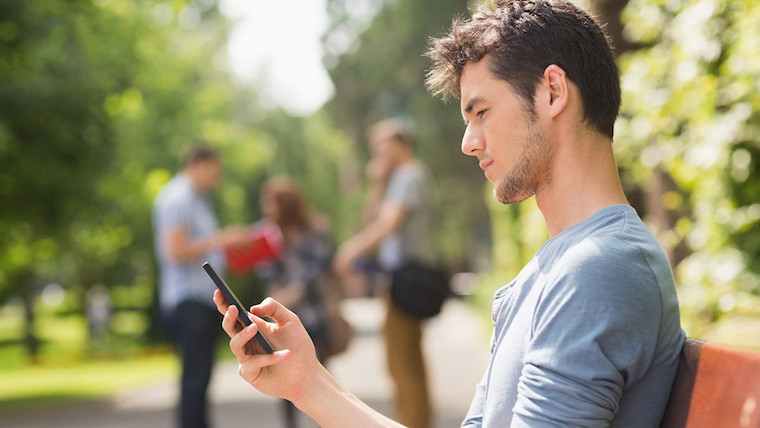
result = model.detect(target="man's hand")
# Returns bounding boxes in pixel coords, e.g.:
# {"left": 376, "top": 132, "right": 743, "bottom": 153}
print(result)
{"left": 334, "top": 201, "right": 408, "bottom": 278}
{"left": 166, "top": 225, "right": 250, "bottom": 262}
{"left": 213, "top": 291, "right": 406, "bottom": 428}
{"left": 332, "top": 242, "right": 360, "bottom": 277}
{"left": 213, "top": 291, "right": 322, "bottom": 402}
{"left": 216, "top": 226, "right": 251, "bottom": 248}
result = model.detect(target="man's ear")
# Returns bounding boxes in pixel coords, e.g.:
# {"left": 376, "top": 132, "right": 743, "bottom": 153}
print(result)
{"left": 544, "top": 64, "right": 568, "bottom": 119}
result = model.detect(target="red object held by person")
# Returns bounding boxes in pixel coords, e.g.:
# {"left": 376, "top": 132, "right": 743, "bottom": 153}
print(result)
{"left": 225, "top": 222, "right": 283, "bottom": 276}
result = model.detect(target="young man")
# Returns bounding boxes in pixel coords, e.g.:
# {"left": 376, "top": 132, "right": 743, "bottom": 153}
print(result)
{"left": 153, "top": 145, "right": 249, "bottom": 428}
{"left": 333, "top": 119, "right": 436, "bottom": 428}
{"left": 212, "top": 1, "right": 685, "bottom": 427}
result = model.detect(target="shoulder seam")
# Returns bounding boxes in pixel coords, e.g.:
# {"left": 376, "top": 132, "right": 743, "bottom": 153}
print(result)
{"left": 615, "top": 207, "right": 630, "bottom": 239}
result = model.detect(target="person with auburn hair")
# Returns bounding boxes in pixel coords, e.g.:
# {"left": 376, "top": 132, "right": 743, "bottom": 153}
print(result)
{"left": 212, "top": 1, "right": 684, "bottom": 427}
{"left": 257, "top": 176, "right": 340, "bottom": 428}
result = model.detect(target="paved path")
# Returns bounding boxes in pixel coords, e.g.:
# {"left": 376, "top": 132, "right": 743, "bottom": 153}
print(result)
{"left": 0, "top": 297, "right": 491, "bottom": 428}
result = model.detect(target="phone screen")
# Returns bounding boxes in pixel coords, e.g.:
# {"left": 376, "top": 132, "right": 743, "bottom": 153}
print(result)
{"left": 203, "top": 262, "right": 274, "bottom": 354}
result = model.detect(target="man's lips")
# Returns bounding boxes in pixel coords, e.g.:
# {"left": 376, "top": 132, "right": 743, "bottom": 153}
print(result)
{"left": 479, "top": 159, "right": 493, "bottom": 172}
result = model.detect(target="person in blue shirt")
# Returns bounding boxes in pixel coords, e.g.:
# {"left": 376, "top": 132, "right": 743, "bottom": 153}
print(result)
{"left": 211, "top": 1, "right": 685, "bottom": 427}
{"left": 153, "top": 145, "right": 249, "bottom": 428}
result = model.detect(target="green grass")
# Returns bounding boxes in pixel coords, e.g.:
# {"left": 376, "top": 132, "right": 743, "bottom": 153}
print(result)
{"left": 0, "top": 306, "right": 181, "bottom": 410}
{"left": 0, "top": 351, "right": 178, "bottom": 410}
{"left": 0, "top": 312, "right": 148, "bottom": 371}
{"left": 0, "top": 306, "right": 238, "bottom": 411}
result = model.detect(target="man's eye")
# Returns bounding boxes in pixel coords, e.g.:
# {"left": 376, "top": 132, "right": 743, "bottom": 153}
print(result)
{"left": 477, "top": 109, "right": 487, "bottom": 118}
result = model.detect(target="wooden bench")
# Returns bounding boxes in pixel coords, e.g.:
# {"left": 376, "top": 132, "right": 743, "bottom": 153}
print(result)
{"left": 660, "top": 338, "right": 760, "bottom": 428}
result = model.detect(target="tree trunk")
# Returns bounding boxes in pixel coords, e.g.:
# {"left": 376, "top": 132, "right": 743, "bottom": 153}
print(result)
{"left": 18, "top": 270, "right": 40, "bottom": 363}
{"left": 589, "top": 0, "right": 633, "bottom": 55}
{"left": 590, "top": 0, "right": 689, "bottom": 268}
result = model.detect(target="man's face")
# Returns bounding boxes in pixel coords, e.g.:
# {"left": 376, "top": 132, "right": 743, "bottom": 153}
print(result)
{"left": 459, "top": 57, "right": 552, "bottom": 204}
{"left": 370, "top": 135, "right": 400, "bottom": 168}
{"left": 189, "top": 159, "right": 223, "bottom": 193}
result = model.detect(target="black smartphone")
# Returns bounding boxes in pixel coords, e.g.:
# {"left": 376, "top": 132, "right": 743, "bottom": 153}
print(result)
{"left": 203, "top": 262, "right": 274, "bottom": 354}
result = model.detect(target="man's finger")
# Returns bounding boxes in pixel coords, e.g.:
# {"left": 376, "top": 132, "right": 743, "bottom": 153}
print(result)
{"left": 259, "top": 349, "right": 291, "bottom": 366}
{"left": 238, "top": 350, "right": 292, "bottom": 380}
{"left": 221, "top": 305, "right": 244, "bottom": 338}
{"left": 249, "top": 297, "right": 298, "bottom": 326}
{"left": 213, "top": 289, "right": 230, "bottom": 315}
{"left": 230, "top": 323, "right": 259, "bottom": 358}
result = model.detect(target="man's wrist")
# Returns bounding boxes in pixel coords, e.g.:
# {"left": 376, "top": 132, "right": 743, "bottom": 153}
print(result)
{"left": 292, "top": 365, "right": 339, "bottom": 414}
{"left": 293, "top": 364, "right": 405, "bottom": 428}
{"left": 211, "top": 231, "right": 231, "bottom": 249}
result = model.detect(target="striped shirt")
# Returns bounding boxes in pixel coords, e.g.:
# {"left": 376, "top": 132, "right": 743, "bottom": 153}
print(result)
{"left": 152, "top": 174, "right": 224, "bottom": 312}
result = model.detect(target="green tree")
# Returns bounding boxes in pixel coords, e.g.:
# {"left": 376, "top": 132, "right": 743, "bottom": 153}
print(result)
{"left": 478, "top": 0, "right": 760, "bottom": 346}
{"left": 616, "top": 0, "right": 760, "bottom": 340}
{"left": 0, "top": 0, "right": 128, "bottom": 357}
{"left": 0, "top": 0, "right": 259, "bottom": 357}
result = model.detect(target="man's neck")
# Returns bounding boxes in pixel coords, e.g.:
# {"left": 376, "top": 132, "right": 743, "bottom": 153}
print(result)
{"left": 394, "top": 152, "right": 416, "bottom": 169}
{"left": 183, "top": 171, "right": 207, "bottom": 195}
{"left": 535, "top": 131, "right": 628, "bottom": 237}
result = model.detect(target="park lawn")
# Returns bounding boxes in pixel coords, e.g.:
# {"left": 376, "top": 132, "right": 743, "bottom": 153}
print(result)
{"left": 0, "top": 308, "right": 182, "bottom": 410}
{"left": 0, "top": 308, "right": 237, "bottom": 411}
{"left": 0, "top": 351, "right": 178, "bottom": 410}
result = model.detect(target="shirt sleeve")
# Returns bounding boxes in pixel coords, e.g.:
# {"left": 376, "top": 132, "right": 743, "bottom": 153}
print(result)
{"left": 155, "top": 197, "right": 192, "bottom": 261}
{"left": 510, "top": 252, "right": 662, "bottom": 428}
{"left": 160, "top": 197, "right": 191, "bottom": 231}
{"left": 384, "top": 168, "right": 423, "bottom": 210}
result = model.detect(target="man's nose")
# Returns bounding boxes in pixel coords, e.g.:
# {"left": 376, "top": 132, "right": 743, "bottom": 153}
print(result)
{"left": 461, "top": 124, "right": 484, "bottom": 156}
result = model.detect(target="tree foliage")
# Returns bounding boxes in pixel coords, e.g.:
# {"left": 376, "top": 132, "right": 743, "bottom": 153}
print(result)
{"left": 0, "top": 0, "right": 355, "bottom": 357}
{"left": 0, "top": 0, "right": 248, "bottom": 353}
{"left": 3, "top": 0, "right": 759, "bottom": 360}
{"left": 615, "top": 0, "right": 760, "bottom": 339}
{"left": 480, "top": 0, "right": 760, "bottom": 345}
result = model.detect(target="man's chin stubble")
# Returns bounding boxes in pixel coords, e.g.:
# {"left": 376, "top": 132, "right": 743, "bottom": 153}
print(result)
{"left": 494, "top": 179, "right": 536, "bottom": 205}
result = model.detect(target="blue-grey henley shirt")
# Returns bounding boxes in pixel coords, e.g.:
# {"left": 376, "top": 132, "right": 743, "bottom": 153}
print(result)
{"left": 463, "top": 204, "right": 685, "bottom": 428}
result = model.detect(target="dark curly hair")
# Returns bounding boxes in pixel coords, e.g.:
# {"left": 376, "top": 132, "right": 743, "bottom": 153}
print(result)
{"left": 426, "top": 0, "right": 620, "bottom": 138}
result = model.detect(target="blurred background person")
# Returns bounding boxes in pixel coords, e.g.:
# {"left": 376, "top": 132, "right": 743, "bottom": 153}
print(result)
{"left": 257, "top": 176, "right": 344, "bottom": 428}
{"left": 152, "top": 145, "right": 250, "bottom": 428}
{"left": 333, "top": 118, "right": 436, "bottom": 428}
{"left": 338, "top": 149, "right": 397, "bottom": 298}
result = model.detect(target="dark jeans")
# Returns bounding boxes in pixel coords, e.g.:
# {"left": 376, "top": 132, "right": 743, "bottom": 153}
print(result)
{"left": 164, "top": 301, "right": 222, "bottom": 428}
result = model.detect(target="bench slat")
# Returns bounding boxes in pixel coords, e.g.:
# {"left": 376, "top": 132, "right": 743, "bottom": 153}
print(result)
{"left": 660, "top": 338, "right": 760, "bottom": 428}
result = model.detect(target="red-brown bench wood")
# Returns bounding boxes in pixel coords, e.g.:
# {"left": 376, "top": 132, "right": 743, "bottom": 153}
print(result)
{"left": 660, "top": 338, "right": 760, "bottom": 428}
